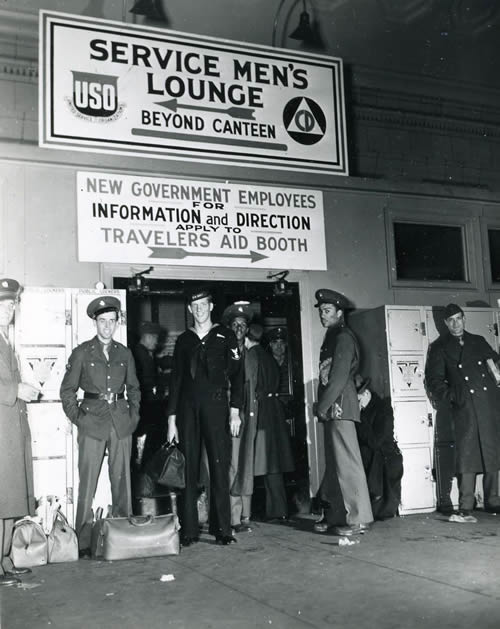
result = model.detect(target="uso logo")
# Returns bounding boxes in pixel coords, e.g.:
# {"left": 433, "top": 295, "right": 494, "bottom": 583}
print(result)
{"left": 72, "top": 71, "right": 118, "bottom": 118}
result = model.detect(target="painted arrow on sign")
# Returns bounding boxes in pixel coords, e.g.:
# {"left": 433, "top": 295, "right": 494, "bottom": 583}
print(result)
{"left": 155, "top": 99, "right": 256, "bottom": 120}
{"left": 148, "top": 247, "right": 268, "bottom": 263}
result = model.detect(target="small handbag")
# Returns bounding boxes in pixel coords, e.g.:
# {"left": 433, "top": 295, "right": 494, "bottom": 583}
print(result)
{"left": 145, "top": 442, "right": 186, "bottom": 489}
{"left": 10, "top": 517, "right": 48, "bottom": 568}
{"left": 93, "top": 514, "right": 180, "bottom": 561}
{"left": 47, "top": 511, "right": 78, "bottom": 563}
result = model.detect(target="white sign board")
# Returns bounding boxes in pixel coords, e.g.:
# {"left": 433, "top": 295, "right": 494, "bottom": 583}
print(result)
{"left": 40, "top": 11, "right": 348, "bottom": 176}
{"left": 77, "top": 171, "right": 327, "bottom": 270}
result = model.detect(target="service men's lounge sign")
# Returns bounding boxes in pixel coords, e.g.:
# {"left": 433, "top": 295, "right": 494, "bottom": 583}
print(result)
{"left": 77, "top": 172, "right": 327, "bottom": 270}
{"left": 40, "top": 11, "right": 348, "bottom": 175}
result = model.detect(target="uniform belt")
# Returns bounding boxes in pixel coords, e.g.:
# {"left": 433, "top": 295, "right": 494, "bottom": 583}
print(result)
{"left": 83, "top": 392, "right": 125, "bottom": 403}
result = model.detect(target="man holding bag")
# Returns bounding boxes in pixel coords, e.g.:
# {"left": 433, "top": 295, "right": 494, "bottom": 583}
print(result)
{"left": 0, "top": 278, "right": 40, "bottom": 586}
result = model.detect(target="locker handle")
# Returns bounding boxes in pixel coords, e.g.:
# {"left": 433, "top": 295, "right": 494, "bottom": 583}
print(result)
{"left": 494, "top": 323, "right": 498, "bottom": 337}
{"left": 427, "top": 413, "right": 433, "bottom": 428}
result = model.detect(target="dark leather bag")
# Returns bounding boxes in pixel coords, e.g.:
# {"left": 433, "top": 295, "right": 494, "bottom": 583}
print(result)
{"left": 92, "top": 514, "right": 180, "bottom": 561}
{"left": 145, "top": 442, "right": 186, "bottom": 489}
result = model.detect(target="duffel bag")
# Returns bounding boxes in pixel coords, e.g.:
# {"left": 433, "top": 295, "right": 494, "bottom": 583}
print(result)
{"left": 47, "top": 511, "right": 78, "bottom": 563}
{"left": 10, "top": 517, "right": 48, "bottom": 568}
{"left": 94, "top": 514, "right": 180, "bottom": 561}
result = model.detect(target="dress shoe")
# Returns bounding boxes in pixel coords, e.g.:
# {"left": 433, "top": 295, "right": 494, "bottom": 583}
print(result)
{"left": 215, "top": 535, "right": 237, "bottom": 545}
{"left": 266, "top": 516, "right": 292, "bottom": 526}
{"left": 5, "top": 567, "right": 31, "bottom": 576}
{"left": 0, "top": 574, "right": 20, "bottom": 587}
{"left": 78, "top": 548, "right": 92, "bottom": 559}
{"left": 332, "top": 523, "right": 371, "bottom": 536}
{"left": 484, "top": 505, "right": 500, "bottom": 514}
{"left": 180, "top": 536, "right": 199, "bottom": 547}
{"left": 233, "top": 523, "right": 252, "bottom": 533}
{"left": 449, "top": 511, "right": 477, "bottom": 523}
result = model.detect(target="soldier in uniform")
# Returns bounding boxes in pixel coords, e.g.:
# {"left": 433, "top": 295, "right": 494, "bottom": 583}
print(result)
{"left": 166, "top": 287, "right": 243, "bottom": 546}
{"left": 0, "top": 279, "right": 39, "bottom": 586}
{"left": 60, "top": 296, "right": 141, "bottom": 556}
{"left": 425, "top": 303, "right": 500, "bottom": 522}
{"left": 313, "top": 289, "right": 373, "bottom": 536}
{"left": 222, "top": 301, "right": 253, "bottom": 533}
{"left": 132, "top": 321, "right": 164, "bottom": 467}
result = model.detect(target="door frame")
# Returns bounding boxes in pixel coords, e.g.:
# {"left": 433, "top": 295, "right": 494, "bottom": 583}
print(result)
{"left": 101, "top": 262, "right": 321, "bottom": 496}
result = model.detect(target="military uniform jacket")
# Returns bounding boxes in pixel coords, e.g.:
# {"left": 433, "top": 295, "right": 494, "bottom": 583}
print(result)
{"left": 0, "top": 335, "right": 35, "bottom": 518}
{"left": 166, "top": 324, "right": 243, "bottom": 415}
{"left": 317, "top": 323, "right": 360, "bottom": 422}
{"left": 60, "top": 336, "right": 141, "bottom": 441}
{"left": 425, "top": 331, "right": 500, "bottom": 473}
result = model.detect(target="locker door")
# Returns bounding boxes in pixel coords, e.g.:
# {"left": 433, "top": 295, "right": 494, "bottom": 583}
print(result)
{"left": 15, "top": 287, "right": 74, "bottom": 522}
{"left": 389, "top": 355, "right": 426, "bottom": 398}
{"left": 393, "top": 400, "right": 432, "bottom": 445}
{"left": 400, "top": 447, "right": 435, "bottom": 512}
{"left": 462, "top": 309, "right": 498, "bottom": 350}
{"left": 386, "top": 308, "right": 426, "bottom": 352}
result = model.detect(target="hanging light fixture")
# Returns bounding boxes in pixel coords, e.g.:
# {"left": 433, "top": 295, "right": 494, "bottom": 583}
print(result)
{"left": 272, "top": 0, "right": 325, "bottom": 49}
{"left": 129, "top": 0, "right": 168, "bottom": 23}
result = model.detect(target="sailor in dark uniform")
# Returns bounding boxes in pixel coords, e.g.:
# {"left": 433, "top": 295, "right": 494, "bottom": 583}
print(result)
{"left": 166, "top": 287, "right": 243, "bottom": 546}
{"left": 60, "top": 296, "right": 141, "bottom": 556}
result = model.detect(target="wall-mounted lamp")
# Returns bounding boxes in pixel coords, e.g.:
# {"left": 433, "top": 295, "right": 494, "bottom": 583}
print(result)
{"left": 128, "top": 266, "right": 154, "bottom": 293}
{"left": 129, "top": 0, "right": 169, "bottom": 23}
{"left": 272, "top": 0, "right": 325, "bottom": 49}
{"left": 267, "top": 270, "right": 292, "bottom": 297}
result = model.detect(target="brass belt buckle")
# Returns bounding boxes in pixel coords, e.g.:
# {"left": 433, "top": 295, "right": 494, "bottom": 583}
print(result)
{"left": 105, "top": 392, "right": 115, "bottom": 404}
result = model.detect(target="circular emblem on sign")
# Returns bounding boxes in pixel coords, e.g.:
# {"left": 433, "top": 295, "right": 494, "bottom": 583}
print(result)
{"left": 283, "top": 97, "right": 327, "bottom": 145}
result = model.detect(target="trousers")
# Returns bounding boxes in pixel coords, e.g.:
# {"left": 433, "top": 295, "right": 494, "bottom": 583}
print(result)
{"left": 75, "top": 425, "right": 132, "bottom": 549}
{"left": 229, "top": 435, "right": 251, "bottom": 525}
{"left": 0, "top": 518, "right": 14, "bottom": 573}
{"left": 458, "top": 472, "right": 499, "bottom": 511}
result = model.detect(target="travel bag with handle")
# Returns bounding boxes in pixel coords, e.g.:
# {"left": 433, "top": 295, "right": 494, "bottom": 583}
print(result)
{"left": 93, "top": 512, "right": 180, "bottom": 561}
{"left": 47, "top": 510, "right": 78, "bottom": 563}
{"left": 10, "top": 517, "right": 48, "bottom": 568}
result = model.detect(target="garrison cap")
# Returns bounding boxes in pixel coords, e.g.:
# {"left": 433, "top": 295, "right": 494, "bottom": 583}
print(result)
{"left": 267, "top": 326, "right": 288, "bottom": 342}
{"left": 87, "top": 296, "right": 121, "bottom": 319}
{"left": 222, "top": 302, "right": 253, "bottom": 326}
{"left": 314, "top": 289, "right": 349, "bottom": 310}
{"left": 444, "top": 303, "right": 464, "bottom": 319}
{"left": 186, "top": 285, "right": 212, "bottom": 304}
{"left": 0, "top": 278, "right": 21, "bottom": 301}
{"left": 139, "top": 321, "right": 163, "bottom": 336}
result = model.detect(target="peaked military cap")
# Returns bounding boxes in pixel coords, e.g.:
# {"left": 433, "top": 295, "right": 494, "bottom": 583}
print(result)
{"left": 87, "top": 296, "right": 121, "bottom": 319}
{"left": 443, "top": 303, "right": 464, "bottom": 319}
{"left": 222, "top": 302, "right": 253, "bottom": 326}
{"left": 267, "top": 326, "right": 288, "bottom": 342}
{"left": 0, "top": 278, "right": 21, "bottom": 301}
{"left": 140, "top": 321, "right": 163, "bottom": 336}
{"left": 314, "top": 289, "right": 349, "bottom": 310}
{"left": 186, "top": 285, "right": 212, "bottom": 304}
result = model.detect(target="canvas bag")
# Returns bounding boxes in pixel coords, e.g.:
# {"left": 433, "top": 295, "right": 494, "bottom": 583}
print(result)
{"left": 47, "top": 511, "right": 78, "bottom": 563}
{"left": 10, "top": 517, "right": 48, "bottom": 568}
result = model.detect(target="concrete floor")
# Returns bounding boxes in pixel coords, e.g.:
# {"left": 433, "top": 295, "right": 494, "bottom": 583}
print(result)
{"left": 1, "top": 511, "right": 499, "bottom": 629}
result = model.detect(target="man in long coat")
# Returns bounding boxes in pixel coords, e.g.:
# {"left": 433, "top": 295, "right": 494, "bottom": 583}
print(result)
{"left": 0, "top": 279, "right": 40, "bottom": 586}
{"left": 314, "top": 289, "right": 373, "bottom": 536}
{"left": 231, "top": 323, "right": 294, "bottom": 521}
{"left": 425, "top": 303, "right": 500, "bottom": 522}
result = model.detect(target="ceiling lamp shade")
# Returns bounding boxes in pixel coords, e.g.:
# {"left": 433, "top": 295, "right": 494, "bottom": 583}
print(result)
{"left": 289, "top": 10, "right": 315, "bottom": 41}
{"left": 129, "top": 0, "right": 168, "bottom": 22}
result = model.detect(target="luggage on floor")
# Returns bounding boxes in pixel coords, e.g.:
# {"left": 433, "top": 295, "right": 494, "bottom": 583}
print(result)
{"left": 133, "top": 493, "right": 175, "bottom": 517}
{"left": 92, "top": 513, "right": 180, "bottom": 560}
{"left": 10, "top": 517, "right": 48, "bottom": 568}
{"left": 47, "top": 511, "right": 78, "bottom": 563}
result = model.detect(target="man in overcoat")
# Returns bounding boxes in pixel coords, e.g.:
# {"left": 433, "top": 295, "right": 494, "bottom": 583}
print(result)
{"left": 425, "top": 303, "right": 500, "bottom": 522}
{"left": 313, "top": 289, "right": 373, "bottom": 536}
{"left": 0, "top": 278, "right": 40, "bottom": 586}
{"left": 60, "top": 296, "right": 141, "bottom": 555}
{"left": 231, "top": 323, "right": 295, "bottom": 523}
{"left": 166, "top": 287, "right": 243, "bottom": 546}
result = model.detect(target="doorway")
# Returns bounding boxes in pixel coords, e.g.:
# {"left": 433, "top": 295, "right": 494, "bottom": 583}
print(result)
{"left": 113, "top": 275, "right": 309, "bottom": 512}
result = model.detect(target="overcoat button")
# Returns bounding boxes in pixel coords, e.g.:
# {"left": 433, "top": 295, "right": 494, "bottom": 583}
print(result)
{"left": 464, "top": 376, "right": 469, "bottom": 381}
{"left": 470, "top": 389, "right": 474, "bottom": 394}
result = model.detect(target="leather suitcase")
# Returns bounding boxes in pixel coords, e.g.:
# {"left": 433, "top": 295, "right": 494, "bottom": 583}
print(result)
{"left": 92, "top": 514, "right": 180, "bottom": 561}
